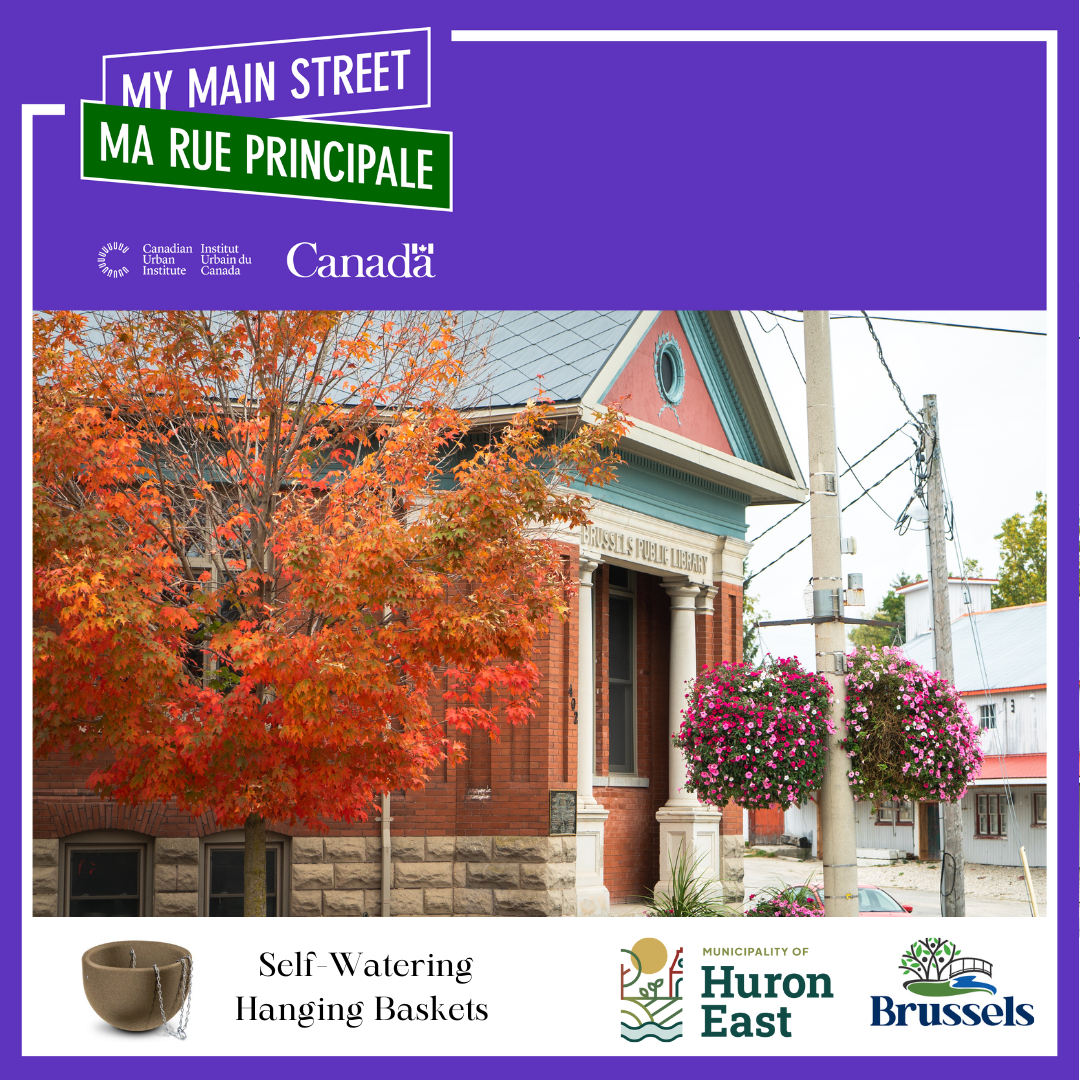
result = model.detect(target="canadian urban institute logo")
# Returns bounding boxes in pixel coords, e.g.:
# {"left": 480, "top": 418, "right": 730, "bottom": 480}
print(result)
{"left": 871, "top": 937, "right": 1035, "bottom": 1029}
{"left": 97, "top": 240, "right": 130, "bottom": 278}
{"left": 620, "top": 938, "right": 683, "bottom": 1043}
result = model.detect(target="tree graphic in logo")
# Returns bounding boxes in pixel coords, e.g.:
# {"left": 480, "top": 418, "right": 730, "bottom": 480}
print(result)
{"left": 620, "top": 937, "right": 683, "bottom": 1043}
{"left": 899, "top": 937, "right": 996, "bottom": 998}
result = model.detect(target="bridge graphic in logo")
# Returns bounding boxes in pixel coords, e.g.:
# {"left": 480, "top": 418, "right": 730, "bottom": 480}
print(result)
{"left": 899, "top": 937, "right": 996, "bottom": 998}
{"left": 620, "top": 937, "right": 683, "bottom": 1042}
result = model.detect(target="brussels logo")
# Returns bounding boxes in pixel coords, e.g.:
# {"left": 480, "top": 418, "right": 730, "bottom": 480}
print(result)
{"left": 899, "top": 937, "right": 995, "bottom": 997}
{"left": 97, "top": 241, "right": 130, "bottom": 279}
{"left": 620, "top": 937, "right": 683, "bottom": 1043}
{"left": 871, "top": 937, "right": 1035, "bottom": 1028}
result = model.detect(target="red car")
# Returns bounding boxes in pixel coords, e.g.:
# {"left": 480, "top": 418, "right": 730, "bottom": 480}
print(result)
{"left": 785, "top": 884, "right": 914, "bottom": 916}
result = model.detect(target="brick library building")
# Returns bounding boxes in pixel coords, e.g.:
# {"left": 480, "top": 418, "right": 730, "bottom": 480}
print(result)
{"left": 33, "top": 310, "right": 805, "bottom": 917}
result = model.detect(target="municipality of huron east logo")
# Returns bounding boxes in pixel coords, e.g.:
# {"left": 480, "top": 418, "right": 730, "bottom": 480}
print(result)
{"left": 620, "top": 937, "right": 683, "bottom": 1042}
{"left": 898, "top": 937, "right": 995, "bottom": 997}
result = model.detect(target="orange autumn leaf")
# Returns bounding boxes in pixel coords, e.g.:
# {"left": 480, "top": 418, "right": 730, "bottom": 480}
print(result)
{"left": 33, "top": 310, "right": 629, "bottom": 831}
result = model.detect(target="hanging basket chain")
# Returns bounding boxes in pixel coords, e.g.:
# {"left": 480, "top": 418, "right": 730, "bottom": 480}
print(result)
{"left": 153, "top": 955, "right": 193, "bottom": 1040}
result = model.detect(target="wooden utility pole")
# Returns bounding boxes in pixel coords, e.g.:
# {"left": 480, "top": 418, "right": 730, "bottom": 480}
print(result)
{"left": 803, "top": 312, "right": 859, "bottom": 917}
{"left": 922, "top": 393, "right": 966, "bottom": 917}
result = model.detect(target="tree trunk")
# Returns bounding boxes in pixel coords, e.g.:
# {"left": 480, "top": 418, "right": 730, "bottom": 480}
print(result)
{"left": 245, "top": 813, "right": 267, "bottom": 917}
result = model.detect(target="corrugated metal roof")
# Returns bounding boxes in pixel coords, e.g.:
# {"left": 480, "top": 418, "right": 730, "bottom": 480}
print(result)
{"left": 902, "top": 603, "right": 1046, "bottom": 693}
{"left": 468, "top": 311, "right": 640, "bottom": 406}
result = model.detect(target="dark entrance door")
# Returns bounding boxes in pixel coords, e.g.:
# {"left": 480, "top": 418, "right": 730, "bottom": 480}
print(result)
{"left": 922, "top": 802, "right": 941, "bottom": 861}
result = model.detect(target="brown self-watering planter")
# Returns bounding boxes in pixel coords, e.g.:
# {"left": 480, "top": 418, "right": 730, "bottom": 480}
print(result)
{"left": 82, "top": 940, "right": 192, "bottom": 1031}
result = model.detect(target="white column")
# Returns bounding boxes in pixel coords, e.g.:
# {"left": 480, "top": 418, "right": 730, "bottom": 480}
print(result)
{"left": 576, "top": 559, "right": 599, "bottom": 807}
{"left": 654, "top": 580, "right": 723, "bottom": 898}
{"left": 664, "top": 583, "right": 700, "bottom": 807}
{"left": 575, "top": 558, "right": 609, "bottom": 915}
{"left": 695, "top": 582, "right": 743, "bottom": 902}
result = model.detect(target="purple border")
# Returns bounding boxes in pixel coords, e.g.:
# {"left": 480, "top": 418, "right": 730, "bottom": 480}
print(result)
{"left": 6, "top": 2, "right": 1077, "bottom": 1075}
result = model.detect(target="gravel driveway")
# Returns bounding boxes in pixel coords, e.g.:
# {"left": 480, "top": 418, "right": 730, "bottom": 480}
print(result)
{"left": 742, "top": 854, "right": 1046, "bottom": 914}
{"left": 852, "top": 858, "right": 1046, "bottom": 904}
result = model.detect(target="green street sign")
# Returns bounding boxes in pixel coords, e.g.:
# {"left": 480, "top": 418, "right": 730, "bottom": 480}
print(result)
{"left": 82, "top": 101, "right": 452, "bottom": 211}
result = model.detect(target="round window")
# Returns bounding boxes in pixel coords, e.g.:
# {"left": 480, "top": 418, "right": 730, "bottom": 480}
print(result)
{"left": 653, "top": 332, "right": 685, "bottom": 410}
{"left": 660, "top": 351, "right": 675, "bottom": 394}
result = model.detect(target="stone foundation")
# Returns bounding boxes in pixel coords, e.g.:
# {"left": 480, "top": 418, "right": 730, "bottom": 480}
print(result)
{"left": 718, "top": 835, "right": 745, "bottom": 903}
{"left": 33, "top": 840, "right": 59, "bottom": 917}
{"left": 153, "top": 837, "right": 199, "bottom": 916}
{"left": 291, "top": 835, "right": 577, "bottom": 917}
{"left": 32, "top": 833, "right": 578, "bottom": 917}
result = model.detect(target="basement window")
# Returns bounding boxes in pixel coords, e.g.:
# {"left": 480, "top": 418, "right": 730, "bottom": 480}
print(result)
{"left": 67, "top": 846, "right": 145, "bottom": 917}
{"left": 206, "top": 844, "right": 280, "bottom": 916}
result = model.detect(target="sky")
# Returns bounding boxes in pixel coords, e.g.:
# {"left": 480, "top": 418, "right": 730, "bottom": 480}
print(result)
{"left": 738, "top": 310, "right": 1049, "bottom": 671}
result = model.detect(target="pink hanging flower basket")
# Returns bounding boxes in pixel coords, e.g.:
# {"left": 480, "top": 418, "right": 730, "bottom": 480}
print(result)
{"left": 840, "top": 645, "right": 983, "bottom": 804}
{"left": 673, "top": 657, "right": 833, "bottom": 811}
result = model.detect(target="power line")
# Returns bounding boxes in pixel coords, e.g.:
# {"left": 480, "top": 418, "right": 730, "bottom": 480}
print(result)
{"left": 748, "top": 500, "right": 805, "bottom": 545}
{"left": 838, "top": 446, "right": 900, "bottom": 522}
{"left": 746, "top": 307, "right": 930, "bottom": 455}
{"left": 759, "top": 311, "right": 1045, "bottom": 336}
{"left": 744, "top": 450, "right": 914, "bottom": 586}
{"left": 838, "top": 315, "right": 1045, "bottom": 336}
{"left": 748, "top": 423, "right": 911, "bottom": 544}
{"left": 845, "top": 423, "right": 916, "bottom": 473}
{"left": 860, "top": 311, "right": 925, "bottom": 431}
{"left": 746, "top": 310, "right": 925, "bottom": 437}
{"left": 743, "top": 532, "right": 811, "bottom": 588}
{"left": 746, "top": 309, "right": 805, "bottom": 381}
{"left": 841, "top": 452, "right": 915, "bottom": 514}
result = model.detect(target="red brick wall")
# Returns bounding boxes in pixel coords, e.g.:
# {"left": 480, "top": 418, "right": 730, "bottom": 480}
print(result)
{"left": 34, "top": 749, "right": 219, "bottom": 838}
{"left": 33, "top": 545, "right": 750, "bottom": 888}
{"left": 715, "top": 580, "right": 744, "bottom": 839}
{"left": 34, "top": 544, "right": 582, "bottom": 844}
{"left": 722, "top": 799, "right": 744, "bottom": 835}
{"left": 716, "top": 582, "right": 743, "bottom": 665}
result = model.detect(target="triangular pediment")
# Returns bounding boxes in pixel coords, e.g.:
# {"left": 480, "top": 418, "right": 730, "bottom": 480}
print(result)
{"left": 587, "top": 311, "right": 768, "bottom": 465}
{"left": 599, "top": 311, "right": 742, "bottom": 458}
{"left": 461, "top": 309, "right": 805, "bottom": 506}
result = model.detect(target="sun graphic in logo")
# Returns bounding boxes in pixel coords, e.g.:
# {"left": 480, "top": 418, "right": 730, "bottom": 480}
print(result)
{"left": 97, "top": 241, "right": 130, "bottom": 279}
{"left": 628, "top": 937, "right": 668, "bottom": 975}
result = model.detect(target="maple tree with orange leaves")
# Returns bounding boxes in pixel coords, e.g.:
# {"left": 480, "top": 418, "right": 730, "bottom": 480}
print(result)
{"left": 34, "top": 310, "right": 628, "bottom": 915}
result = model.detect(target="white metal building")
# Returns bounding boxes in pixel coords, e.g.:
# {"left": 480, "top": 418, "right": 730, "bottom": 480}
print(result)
{"left": 784, "top": 586, "right": 1047, "bottom": 868}
{"left": 904, "top": 598, "right": 1047, "bottom": 868}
